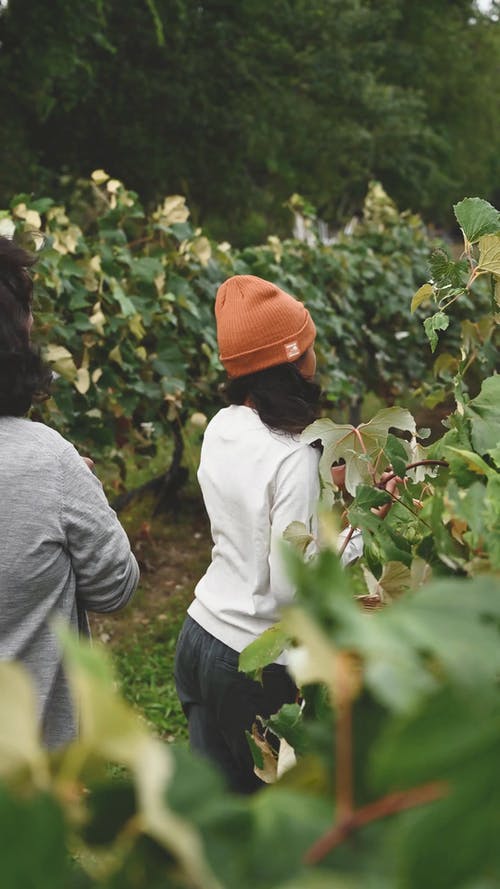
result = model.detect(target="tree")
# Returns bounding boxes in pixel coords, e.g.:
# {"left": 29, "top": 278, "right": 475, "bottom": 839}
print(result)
{"left": 0, "top": 0, "right": 499, "bottom": 240}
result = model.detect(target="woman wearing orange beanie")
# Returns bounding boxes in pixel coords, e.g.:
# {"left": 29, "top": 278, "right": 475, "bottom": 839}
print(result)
{"left": 174, "top": 275, "right": 361, "bottom": 793}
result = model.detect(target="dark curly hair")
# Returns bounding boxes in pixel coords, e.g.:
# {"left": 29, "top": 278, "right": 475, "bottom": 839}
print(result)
{"left": 0, "top": 236, "right": 52, "bottom": 416}
{"left": 224, "top": 361, "right": 321, "bottom": 434}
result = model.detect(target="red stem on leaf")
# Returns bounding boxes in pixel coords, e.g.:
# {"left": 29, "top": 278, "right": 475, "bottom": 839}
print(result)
{"left": 338, "top": 525, "right": 356, "bottom": 559}
{"left": 304, "top": 781, "right": 448, "bottom": 865}
{"left": 376, "top": 459, "right": 449, "bottom": 488}
{"left": 335, "top": 667, "right": 354, "bottom": 823}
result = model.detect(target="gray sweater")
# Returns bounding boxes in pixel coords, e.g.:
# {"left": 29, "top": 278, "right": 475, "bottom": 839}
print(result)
{"left": 0, "top": 416, "right": 139, "bottom": 748}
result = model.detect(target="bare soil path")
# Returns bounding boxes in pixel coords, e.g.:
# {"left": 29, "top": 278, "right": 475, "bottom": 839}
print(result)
{"left": 90, "top": 494, "right": 212, "bottom": 740}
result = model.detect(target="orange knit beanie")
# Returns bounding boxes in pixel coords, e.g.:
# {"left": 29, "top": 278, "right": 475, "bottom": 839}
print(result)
{"left": 215, "top": 274, "right": 316, "bottom": 378}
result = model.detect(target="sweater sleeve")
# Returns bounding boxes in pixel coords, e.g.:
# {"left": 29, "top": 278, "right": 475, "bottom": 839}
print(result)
{"left": 60, "top": 444, "right": 139, "bottom": 612}
{"left": 268, "top": 444, "right": 320, "bottom": 608}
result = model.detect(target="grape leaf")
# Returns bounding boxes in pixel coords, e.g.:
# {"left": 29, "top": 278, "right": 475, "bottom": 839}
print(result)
{"left": 477, "top": 233, "right": 500, "bottom": 276}
{"left": 411, "top": 282, "right": 433, "bottom": 314}
{"left": 302, "top": 407, "right": 416, "bottom": 495}
{"left": 453, "top": 197, "right": 500, "bottom": 243}
{"left": 464, "top": 375, "right": 500, "bottom": 455}
{"left": 423, "top": 311, "right": 449, "bottom": 352}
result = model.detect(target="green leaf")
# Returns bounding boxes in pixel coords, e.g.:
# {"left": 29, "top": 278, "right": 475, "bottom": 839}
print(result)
{"left": 453, "top": 197, "right": 500, "bottom": 243}
{"left": 464, "top": 375, "right": 500, "bottom": 454}
{"left": 372, "top": 687, "right": 500, "bottom": 889}
{"left": 428, "top": 249, "right": 467, "bottom": 289}
{"left": 350, "top": 484, "right": 391, "bottom": 512}
{"left": 384, "top": 433, "right": 409, "bottom": 478}
{"left": 245, "top": 729, "right": 264, "bottom": 770}
{"left": 239, "top": 624, "right": 291, "bottom": 679}
{"left": 268, "top": 703, "right": 309, "bottom": 756}
{"left": 423, "top": 311, "right": 449, "bottom": 352}
{"left": 0, "top": 787, "right": 69, "bottom": 889}
{"left": 111, "top": 281, "right": 136, "bottom": 316}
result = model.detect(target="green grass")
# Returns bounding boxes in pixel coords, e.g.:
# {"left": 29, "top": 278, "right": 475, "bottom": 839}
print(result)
{"left": 112, "top": 597, "right": 189, "bottom": 742}
{"left": 90, "top": 477, "right": 211, "bottom": 744}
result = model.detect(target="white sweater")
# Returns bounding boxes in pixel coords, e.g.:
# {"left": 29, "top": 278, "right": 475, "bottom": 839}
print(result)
{"left": 188, "top": 405, "right": 361, "bottom": 659}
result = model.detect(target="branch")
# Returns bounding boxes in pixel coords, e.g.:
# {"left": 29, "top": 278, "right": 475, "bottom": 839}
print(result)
{"left": 376, "top": 460, "right": 449, "bottom": 488}
{"left": 338, "top": 525, "right": 356, "bottom": 559}
{"left": 335, "top": 657, "right": 354, "bottom": 822}
{"left": 304, "top": 780, "right": 447, "bottom": 865}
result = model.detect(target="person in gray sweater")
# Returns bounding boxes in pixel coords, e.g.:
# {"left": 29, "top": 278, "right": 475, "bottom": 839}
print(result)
{"left": 0, "top": 236, "right": 139, "bottom": 748}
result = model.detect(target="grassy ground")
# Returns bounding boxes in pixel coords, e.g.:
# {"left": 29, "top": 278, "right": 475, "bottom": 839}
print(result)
{"left": 90, "top": 490, "right": 212, "bottom": 743}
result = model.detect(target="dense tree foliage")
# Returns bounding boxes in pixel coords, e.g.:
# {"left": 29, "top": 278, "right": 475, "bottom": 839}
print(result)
{"left": 5, "top": 174, "right": 488, "bottom": 502}
{"left": 0, "top": 0, "right": 498, "bottom": 241}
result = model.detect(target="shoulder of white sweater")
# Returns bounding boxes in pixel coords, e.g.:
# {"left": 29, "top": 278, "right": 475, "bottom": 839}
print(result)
{"left": 205, "top": 404, "right": 312, "bottom": 453}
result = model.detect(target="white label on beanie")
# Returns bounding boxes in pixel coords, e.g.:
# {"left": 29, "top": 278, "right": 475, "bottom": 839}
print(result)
{"left": 285, "top": 341, "right": 301, "bottom": 360}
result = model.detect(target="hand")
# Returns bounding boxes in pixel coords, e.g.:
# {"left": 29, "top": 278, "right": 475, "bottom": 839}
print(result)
{"left": 372, "top": 468, "right": 402, "bottom": 519}
{"left": 81, "top": 455, "right": 95, "bottom": 472}
{"left": 331, "top": 462, "right": 346, "bottom": 489}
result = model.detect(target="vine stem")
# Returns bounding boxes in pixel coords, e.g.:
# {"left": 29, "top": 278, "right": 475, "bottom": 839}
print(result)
{"left": 304, "top": 781, "right": 447, "bottom": 865}
{"left": 376, "top": 459, "right": 449, "bottom": 487}
{"left": 335, "top": 656, "right": 354, "bottom": 823}
{"left": 338, "top": 524, "right": 356, "bottom": 559}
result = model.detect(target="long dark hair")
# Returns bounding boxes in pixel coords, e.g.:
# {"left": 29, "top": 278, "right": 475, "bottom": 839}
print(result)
{"left": 224, "top": 361, "right": 321, "bottom": 434}
{"left": 0, "top": 236, "right": 52, "bottom": 416}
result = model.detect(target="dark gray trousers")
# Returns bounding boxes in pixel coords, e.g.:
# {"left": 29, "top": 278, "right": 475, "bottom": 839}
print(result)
{"left": 174, "top": 615, "right": 297, "bottom": 794}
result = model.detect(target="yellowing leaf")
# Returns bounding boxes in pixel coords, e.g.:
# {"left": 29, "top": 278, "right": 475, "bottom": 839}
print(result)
{"left": 378, "top": 561, "right": 411, "bottom": 600}
{"left": 410, "top": 557, "right": 433, "bottom": 590}
{"left": 433, "top": 352, "right": 458, "bottom": 378}
{"left": 128, "top": 313, "right": 146, "bottom": 339}
{"left": 190, "top": 236, "right": 211, "bottom": 266}
{"left": 411, "top": 282, "right": 433, "bottom": 314}
{"left": 189, "top": 411, "right": 207, "bottom": 428}
{"left": 283, "top": 520, "right": 315, "bottom": 555}
{"left": 89, "top": 302, "right": 106, "bottom": 335}
{"left": 59, "top": 631, "right": 222, "bottom": 889}
{"left": 0, "top": 662, "right": 48, "bottom": 785}
{"left": 156, "top": 195, "right": 189, "bottom": 226}
{"left": 267, "top": 235, "right": 283, "bottom": 263}
{"left": 445, "top": 446, "right": 495, "bottom": 478}
{"left": 44, "top": 344, "right": 77, "bottom": 381}
{"left": 109, "top": 345, "right": 123, "bottom": 366}
{"left": 47, "top": 206, "right": 69, "bottom": 225}
{"left": 25, "top": 209, "right": 42, "bottom": 229}
{"left": 135, "top": 345, "right": 147, "bottom": 361}
{"left": 477, "top": 233, "right": 500, "bottom": 276}
{"left": 107, "top": 178, "right": 122, "bottom": 194}
{"left": 154, "top": 272, "right": 166, "bottom": 295}
{"left": 0, "top": 217, "right": 15, "bottom": 238}
{"left": 74, "top": 367, "right": 90, "bottom": 395}
{"left": 284, "top": 607, "right": 337, "bottom": 696}
{"left": 91, "top": 169, "right": 110, "bottom": 185}
{"left": 249, "top": 723, "right": 278, "bottom": 784}
{"left": 276, "top": 737, "right": 297, "bottom": 779}
{"left": 91, "top": 368, "right": 103, "bottom": 384}
{"left": 13, "top": 203, "right": 41, "bottom": 229}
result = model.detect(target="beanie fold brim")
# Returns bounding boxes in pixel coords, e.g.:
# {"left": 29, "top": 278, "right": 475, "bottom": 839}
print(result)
{"left": 221, "top": 313, "right": 316, "bottom": 378}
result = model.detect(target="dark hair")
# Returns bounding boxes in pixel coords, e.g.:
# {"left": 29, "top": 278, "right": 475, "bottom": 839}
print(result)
{"left": 224, "top": 361, "right": 321, "bottom": 434}
{"left": 0, "top": 236, "right": 52, "bottom": 416}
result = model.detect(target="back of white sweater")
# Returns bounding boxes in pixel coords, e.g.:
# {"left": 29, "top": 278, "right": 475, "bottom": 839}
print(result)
{"left": 188, "top": 404, "right": 322, "bottom": 655}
